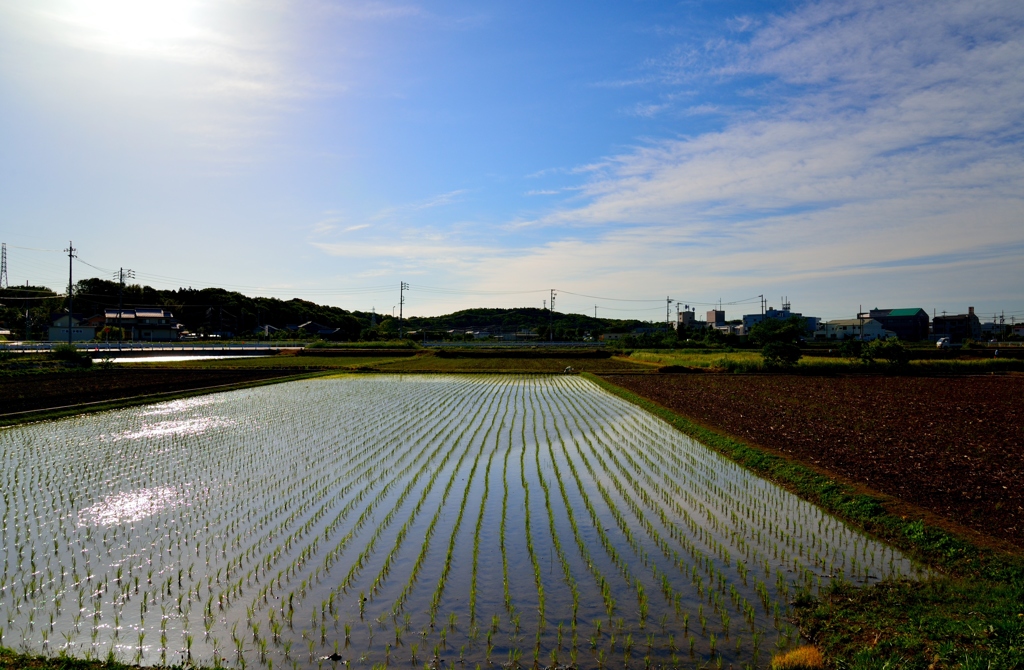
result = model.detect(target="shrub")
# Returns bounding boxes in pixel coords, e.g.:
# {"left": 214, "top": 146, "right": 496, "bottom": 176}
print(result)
{"left": 748, "top": 316, "right": 807, "bottom": 348}
{"left": 838, "top": 339, "right": 863, "bottom": 360}
{"left": 868, "top": 338, "right": 910, "bottom": 367}
{"left": 50, "top": 343, "right": 93, "bottom": 368}
{"left": 762, "top": 341, "right": 801, "bottom": 368}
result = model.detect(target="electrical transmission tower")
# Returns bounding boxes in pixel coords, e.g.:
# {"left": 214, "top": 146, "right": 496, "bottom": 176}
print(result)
{"left": 64, "top": 241, "right": 77, "bottom": 346}
{"left": 549, "top": 289, "right": 557, "bottom": 341}
{"left": 0, "top": 243, "right": 7, "bottom": 288}
{"left": 399, "top": 282, "right": 409, "bottom": 337}
{"left": 117, "top": 268, "right": 135, "bottom": 342}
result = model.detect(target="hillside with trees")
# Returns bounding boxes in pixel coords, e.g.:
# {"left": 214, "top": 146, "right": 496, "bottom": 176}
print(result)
{"left": 1, "top": 280, "right": 673, "bottom": 342}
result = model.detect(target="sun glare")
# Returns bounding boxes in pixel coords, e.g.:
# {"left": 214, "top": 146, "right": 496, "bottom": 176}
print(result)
{"left": 65, "top": 0, "right": 198, "bottom": 52}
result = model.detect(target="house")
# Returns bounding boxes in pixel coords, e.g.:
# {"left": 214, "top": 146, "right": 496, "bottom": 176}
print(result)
{"left": 103, "top": 308, "right": 182, "bottom": 341}
{"left": 817, "top": 318, "right": 896, "bottom": 341}
{"left": 598, "top": 333, "right": 623, "bottom": 342}
{"left": 857, "top": 308, "right": 929, "bottom": 341}
{"left": 48, "top": 313, "right": 96, "bottom": 342}
{"left": 713, "top": 323, "right": 745, "bottom": 336}
{"left": 297, "top": 321, "right": 338, "bottom": 337}
{"left": 932, "top": 307, "right": 982, "bottom": 343}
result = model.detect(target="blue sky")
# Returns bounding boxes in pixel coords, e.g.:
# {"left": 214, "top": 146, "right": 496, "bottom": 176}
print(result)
{"left": 1, "top": 0, "right": 1022, "bottom": 322}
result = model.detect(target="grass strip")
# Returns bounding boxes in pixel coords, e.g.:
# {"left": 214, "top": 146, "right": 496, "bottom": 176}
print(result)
{"left": 583, "top": 372, "right": 1024, "bottom": 668}
{"left": 0, "top": 646, "right": 212, "bottom": 670}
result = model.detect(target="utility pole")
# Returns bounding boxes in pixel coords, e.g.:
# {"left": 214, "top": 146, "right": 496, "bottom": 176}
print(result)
{"left": 0, "top": 243, "right": 7, "bottom": 289}
{"left": 117, "top": 268, "right": 135, "bottom": 344}
{"left": 65, "top": 242, "right": 77, "bottom": 346}
{"left": 760, "top": 294, "right": 765, "bottom": 317}
{"left": 399, "top": 282, "right": 409, "bottom": 338}
{"left": 549, "top": 289, "right": 556, "bottom": 342}
{"left": 594, "top": 305, "right": 597, "bottom": 319}
{"left": 666, "top": 296, "right": 674, "bottom": 331}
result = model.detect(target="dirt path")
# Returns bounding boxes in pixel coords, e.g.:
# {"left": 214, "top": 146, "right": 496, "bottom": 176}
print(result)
{"left": 605, "top": 374, "right": 1024, "bottom": 548}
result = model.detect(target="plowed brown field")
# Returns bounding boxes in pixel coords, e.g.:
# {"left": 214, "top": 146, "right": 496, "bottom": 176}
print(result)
{"left": 605, "top": 374, "right": 1024, "bottom": 547}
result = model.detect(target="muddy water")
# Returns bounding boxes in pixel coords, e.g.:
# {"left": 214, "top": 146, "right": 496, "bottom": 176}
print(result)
{"left": 0, "top": 375, "right": 921, "bottom": 668}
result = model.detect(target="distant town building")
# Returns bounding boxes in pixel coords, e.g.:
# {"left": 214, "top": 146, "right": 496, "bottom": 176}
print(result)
{"left": 816, "top": 318, "right": 895, "bottom": 341}
{"left": 932, "top": 307, "right": 982, "bottom": 343}
{"left": 713, "top": 323, "right": 745, "bottom": 336}
{"left": 706, "top": 310, "right": 725, "bottom": 327}
{"left": 48, "top": 313, "right": 96, "bottom": 342}
{"left": 743, "top": 302, "right": 818, "bottom": 334}
{"left": 857, "top": 308, "right": 929, "bottom": 341}
{"left": 676, "top": 309, "right": 696, "bottom": 329}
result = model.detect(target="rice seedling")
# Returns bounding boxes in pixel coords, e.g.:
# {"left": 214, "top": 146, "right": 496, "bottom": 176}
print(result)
{"left": 0, "top": 375, "right": 917, "bottom": 668}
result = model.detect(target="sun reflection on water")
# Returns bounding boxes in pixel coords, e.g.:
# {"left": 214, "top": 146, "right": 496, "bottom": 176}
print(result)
{"left": 78, "top": 486, "right": 184, "bottom": 526}
{"left": 108, "top": 416, "right": 234, "bottom": 441}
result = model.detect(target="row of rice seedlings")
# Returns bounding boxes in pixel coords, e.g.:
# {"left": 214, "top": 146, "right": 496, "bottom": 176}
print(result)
{"left": 578, "top": 387, "right": 822, "bottom": 594}
{"left": 548, "top": 379, "right": 794, "bottom": 661}
{"left": 516, "top": 384, "right": 549, "bottom": 665}
{"left": 427, "top": 378, "right": 510, "bottom": 627}
{"left": 2, "top": 377, "right": 476, "bottom": 665}
{"left": 388, "top": 382, "right": 503, "bottom": 621}
{"left": 337, "top": 382, "right": 493, "bottom": 598}
{"left": 241, "top": 381, "right": 471, "bottom": 623}
{"left": 528, "top": 390, "right": 581, "bottom": 668}
{"left": 568, "top": 376, "right": 917, "bottom": 660}
{"left": 468, "top": 381, "right": 514, "bottom": 627}
{"left": 498, "top": 381, "right": 523, "bottom": 619}
{"left": 594, "top": 387, "right": 910, "bottom": 588}
{"left": 241, "top": 377, "right": 493, "bottom": 664}
{"left": 582, "top": 378, "right": 876, "bottom": 582}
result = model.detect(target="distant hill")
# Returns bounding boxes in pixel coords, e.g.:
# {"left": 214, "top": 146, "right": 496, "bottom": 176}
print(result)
{"left": 1, "top": 279, "right": 660, "bottom": 339}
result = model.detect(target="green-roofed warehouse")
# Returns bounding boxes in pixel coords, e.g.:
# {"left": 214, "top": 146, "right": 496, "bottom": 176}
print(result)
{"left": 859, "top": 307, "right": 930, "bottom": 341}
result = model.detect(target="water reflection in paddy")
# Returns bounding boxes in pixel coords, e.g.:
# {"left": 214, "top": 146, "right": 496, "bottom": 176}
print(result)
{"left": 0, "top": 375, "right": 922, "bottom": 668}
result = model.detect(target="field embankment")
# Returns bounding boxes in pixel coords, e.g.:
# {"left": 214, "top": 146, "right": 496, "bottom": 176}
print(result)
{"left": 153, "top": 349, "right": 655, "bottom": 374}
{"left": 0, "top": 368, "right": 305, "bottom": 422}
{"left": 603, "top": 373, "right": 1024, "bottom": 548}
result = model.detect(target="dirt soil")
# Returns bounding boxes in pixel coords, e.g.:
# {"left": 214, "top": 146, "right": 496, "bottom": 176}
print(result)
{"left": 604, "top": 374, "right": 1024, "bottom": 548}
{"left": 0, "top": 368, "right": 300, "bottom": 415}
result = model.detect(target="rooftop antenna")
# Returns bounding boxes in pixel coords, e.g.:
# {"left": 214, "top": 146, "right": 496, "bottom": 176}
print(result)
{"left": 782, "top": 296, "right": 790, "bottom": 312}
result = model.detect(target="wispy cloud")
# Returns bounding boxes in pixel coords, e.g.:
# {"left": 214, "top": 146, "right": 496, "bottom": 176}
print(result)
{"left": 538, "top": 0, "right": 1024, "bottom": 267}
{"left": 389, "top": 0, "right": 1019, "bottom": 317}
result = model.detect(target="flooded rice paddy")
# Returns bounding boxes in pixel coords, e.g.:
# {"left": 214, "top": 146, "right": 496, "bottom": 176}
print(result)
{"left": 0, "top": 375, "right": 920, "bottom": 668}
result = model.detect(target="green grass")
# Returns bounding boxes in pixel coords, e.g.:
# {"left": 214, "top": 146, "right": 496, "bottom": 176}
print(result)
{"left": 0, "top": 645, "right": 208, "bottom": 669}
{"left": 305, "top": 339, "right": 421, "bottom": 349}
{"left": 584, "top": 372, "right": 1024, "bottom": 668}
{"left": 372, "top": 354, "right": 653, "bottom": 374}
